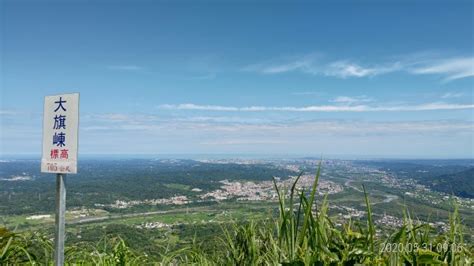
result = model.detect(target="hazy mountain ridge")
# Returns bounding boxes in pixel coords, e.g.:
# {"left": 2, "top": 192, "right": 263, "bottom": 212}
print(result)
{"left": 354, "top": 160, "right": 474, "bottom": 198}
{"left": 422, "top": 168, "right": 474, "bottom": 198}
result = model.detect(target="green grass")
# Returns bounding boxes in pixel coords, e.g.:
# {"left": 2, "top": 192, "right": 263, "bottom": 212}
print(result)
{"left": 1, "top": 164, "right": 473, "bottom": 265}
{"left": 216, "top": 165, "right": 473, "bottom": 265}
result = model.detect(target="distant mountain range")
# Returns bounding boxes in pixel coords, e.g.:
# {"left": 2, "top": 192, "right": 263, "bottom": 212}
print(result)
{"left": 421, "top": 168, "right": 474, "bottom": 198}
{"left": 355, "top": 160, "right": 474, "bottom": 199}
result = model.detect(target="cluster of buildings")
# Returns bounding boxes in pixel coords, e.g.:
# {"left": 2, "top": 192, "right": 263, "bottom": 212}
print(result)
{"left": 332, "top": 205, "right": 366, "bottom": 220}
{"left": 375, "top": 214, "right": 404, "bottom": 228}
{"left": 136, "top": 221, "right": 170, "bottom": 229}
{"left": 96, "top": 195, "right": 190, "bottom": 209}
{"left": 93, "top": 171, "right": 345, "bottom": 210}
{"left": 199, "top": 180, "right": 275, "bottom": 201}
{"left": 26, "top": 214, "right": 52, "bottom": 220}
{"left": 199, "top": 175, "right": 343, "bottom": 202}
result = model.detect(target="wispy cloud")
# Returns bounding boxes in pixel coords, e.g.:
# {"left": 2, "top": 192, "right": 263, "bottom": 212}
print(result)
{"left": 411, "top": 57, "right": 474, "bottom": 81}
{"left": 80, "top": 111, "right": 474, "bottom": 136}
{"left": 244, "top": 53, "right": 473, "bottom": 81}
{"left": 79, "top": 115, "right": 474, "bottom": 142}
{"left": 160, "top": 104, "right": 240, "bottom": 111}
{"left": 242, "top": 54, "right": 318, "bottom": 74}
{"left": 3, "top": 108, "right": 471, "bottom": 156}
{"left": 106, "top": 65, "right": 143, "bottom": 71}
{"left": 260, "top": 60, "right": 312, "bottom": 74}
{"left": 242, "top": 56, "right": 400, "bottom": 78}
{"left": 330, "top": 96, "right": 374, "bottom": 104}
{"left": 441, "top": 92, "right": 465, "bottom": 99}
{"left": 158, "top": 102, "right": 474, "bottom": 112}
{"left": 90, "top": 113, "right": 162, "bottom": 123}
{"left": 324, "top": 61, "right": 376, "bottom": 77}
{"left": 0, "top": 110, "right": 19, "bottom": 116}
{"left": 94, "top": 113, "right": 132, "bottom": 121}
{"left": 324, "top": 61, "right": 401, "bottom": 78}
{"left": 200, "top": 139, "right": 287, "bottom": 145}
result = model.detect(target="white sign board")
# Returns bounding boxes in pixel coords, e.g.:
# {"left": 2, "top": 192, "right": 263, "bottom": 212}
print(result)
{"left": 41, "top": 93, "right": 79, "bottom": 174}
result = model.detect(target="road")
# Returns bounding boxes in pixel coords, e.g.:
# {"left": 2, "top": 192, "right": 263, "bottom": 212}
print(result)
{"left": 344, "top": 179, "right": 398, "bottom": 204}
{"left": 69, "top": 206, "right": 212, "bottom": 225}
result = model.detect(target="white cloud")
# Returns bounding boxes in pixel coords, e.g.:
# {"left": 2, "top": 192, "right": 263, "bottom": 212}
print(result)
{"left": 323, "top": 61, "right": 401, "bottom": 78}
{"left": 243, "top": 60, "right": 310, "bottom": 74}
{"left": 0, "top": 110, "right": 18, "bottom": 116}
{"left": 159, "top": 104, "right": 240, "bottom": 111}
{"left": 79, "top": 111, "right": 474, "bottom": 136}
{"left": 324, "top": 61, "right": 376, "bottom": 77}
{"left": 200, "top": 139, "right": 287, "bottom": 145}
{"left": 261, "top": 60, "right": 312, "bottom": 74}
{"left": 77, "top": 116, "right": 474, "bottom": 152}
{"left": 441, "top": 92, "right": 465, "bottom": 99}
{"left": 245, "top": 120, "right": 469, "bottom": 138}
{"left": 331, "top": 96, "right": 373, "bottom": 103}
{"left": 379, "top": 102, "right": 474, "bottom": 111}
{"left": 157, "top": 102, "right": 474, "bottom": 112}
{"left": 242, "top": 53, "right": 319, "bottom": 74}
{"left": 411, "top": 57, "right": 474, "bottom": 81}
{"left": 3, "top": 108, "right": 471, "bottom": 156}
{"left": 244, "top": 53, "right": 473, "bottom": 81}
{"left": 242, "top": 55, "right": 398, "bottom": 78}
{"left": 94, "top": 113, "right": 132, "bottom": 121}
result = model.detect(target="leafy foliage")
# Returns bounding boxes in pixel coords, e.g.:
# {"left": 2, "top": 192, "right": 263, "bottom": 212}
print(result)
{"left": 1, "top": 164, "right": 473, "bottom": 265}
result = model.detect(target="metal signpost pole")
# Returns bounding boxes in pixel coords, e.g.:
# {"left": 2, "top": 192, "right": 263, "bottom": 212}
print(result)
{"left": 54, "top": 173, "right": 66, "bottom": 266}
{"left": 42, "top": 93, "right": 79, "bottom": 266}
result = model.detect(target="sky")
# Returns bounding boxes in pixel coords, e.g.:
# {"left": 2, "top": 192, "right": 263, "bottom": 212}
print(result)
{"left": 1, "top": 0, "right": 473, "bottom": 158}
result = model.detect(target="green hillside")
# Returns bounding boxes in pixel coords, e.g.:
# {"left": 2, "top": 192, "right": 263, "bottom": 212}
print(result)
{"left": 422, "top": 168, "right": 474, "bottom": 198}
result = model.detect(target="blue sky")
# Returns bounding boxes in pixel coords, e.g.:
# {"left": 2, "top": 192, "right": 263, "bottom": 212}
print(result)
{"left": 1, "top": 0, "right": 473, "bottom": 158}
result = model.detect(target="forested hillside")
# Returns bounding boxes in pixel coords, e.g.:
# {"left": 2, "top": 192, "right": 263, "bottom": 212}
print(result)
{"left": 421, "top": 168, "right": 474, "bottom": 198}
